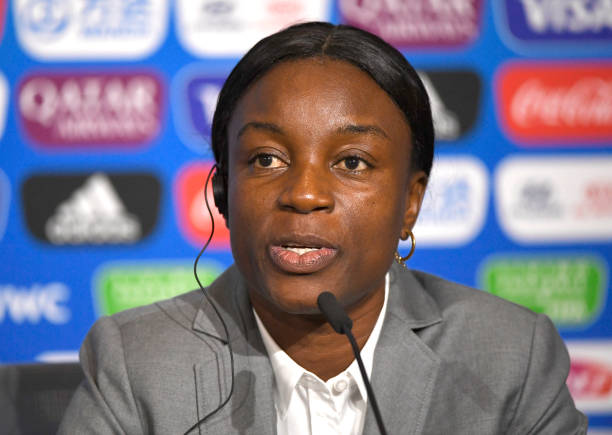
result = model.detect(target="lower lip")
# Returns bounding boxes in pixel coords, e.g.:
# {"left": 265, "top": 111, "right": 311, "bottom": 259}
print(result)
{"left": 269, "top": 245, "right": 338, "bottom": 274}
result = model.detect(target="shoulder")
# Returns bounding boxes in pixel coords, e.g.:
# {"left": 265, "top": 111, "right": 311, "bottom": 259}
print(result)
{"left": 394, "top": 269, "right": 586, "bottom": 433}
{"left": 84, "top": 264, "right": 248, "bottom": 362}
{"left": 81, "top": 288, "right": 208, "bottom": 370}
{"left": 107, "top": 288, "right": 204, "bottom": 329}
{"left": 391, "top": 266, "right": 565, "bottom": 392}
{"left": 410, "top": 268, "right": 538, "bottom": 328}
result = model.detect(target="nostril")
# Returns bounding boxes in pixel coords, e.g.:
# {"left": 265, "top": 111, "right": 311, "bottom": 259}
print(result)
{"left": 276, "top": 167, "right": 335, "bottom": 213}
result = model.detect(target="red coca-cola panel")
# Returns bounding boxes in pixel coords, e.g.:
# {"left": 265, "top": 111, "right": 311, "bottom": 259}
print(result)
{"left": 18, "top": 71, "right": 164, "bottom": 148}
{"left": 496, "top": 62, "right": 612, "bottom": 145}
{"left": 174, "top": 161, "right": 230, "bottom": 250}
{"left": 567, "top": 359, "right": 612, "bottom": 399}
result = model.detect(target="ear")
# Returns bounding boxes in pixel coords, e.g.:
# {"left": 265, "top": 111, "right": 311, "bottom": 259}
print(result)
{"left": 400, "top": 170, "right": 428, "bottom": 240}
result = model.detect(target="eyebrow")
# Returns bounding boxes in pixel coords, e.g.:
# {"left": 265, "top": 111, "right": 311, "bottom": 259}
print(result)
{"left": 336, "top": 124, "right": 390, "bottom": 140}
{"left": 236, "top": 122, "right": 284, "bottom": 139}
{"left": 235, "top": 121, "right": 390, "bottom": 140}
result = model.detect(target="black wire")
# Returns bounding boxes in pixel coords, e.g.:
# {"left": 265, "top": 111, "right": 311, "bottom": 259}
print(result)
{"left": 183, "top": 164, "right": 235, "bottom": 435}
{"left": 345, "top": 330, "right": 388, "bottom": 435}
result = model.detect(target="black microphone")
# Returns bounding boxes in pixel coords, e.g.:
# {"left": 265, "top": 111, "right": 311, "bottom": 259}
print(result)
{"left": 317, "top": 292, "right": 388, "bottom": 435}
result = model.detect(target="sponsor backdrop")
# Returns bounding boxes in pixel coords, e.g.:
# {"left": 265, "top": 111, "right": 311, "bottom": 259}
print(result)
{"left": 0, "top": 0, "right": 611, "bottom": 429}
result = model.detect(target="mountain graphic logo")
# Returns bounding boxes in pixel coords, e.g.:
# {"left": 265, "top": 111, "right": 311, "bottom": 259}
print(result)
{"left": 45, "top": 173, "right": 141, "bottom": 244}
{"left": 417, "top": 69, "right": 481, "bottom": 142}
{"left": 22, "top": 172, "right": 161, "bottom": 245}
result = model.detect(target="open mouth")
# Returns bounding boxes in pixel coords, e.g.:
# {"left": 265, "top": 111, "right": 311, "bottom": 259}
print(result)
{"left": 269, "top": 242, "right": 338, "bottom": 274}
{"left": 282, "top": 245, "right": 321, "bottom": 255}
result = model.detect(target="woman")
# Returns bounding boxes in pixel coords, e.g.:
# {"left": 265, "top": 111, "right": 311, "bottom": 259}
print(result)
{"left": 59, "top": 22, "right": 586, "bottom": 434}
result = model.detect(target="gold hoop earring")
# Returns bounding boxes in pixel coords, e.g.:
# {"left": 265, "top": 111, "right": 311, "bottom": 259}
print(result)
{"left": 394, "top": 231, "right": 415, "bottom": 268}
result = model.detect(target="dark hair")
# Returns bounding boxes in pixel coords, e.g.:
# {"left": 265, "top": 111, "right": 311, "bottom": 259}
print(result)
{"left": 211, "top": 21, "right": 434, "bottom": 178}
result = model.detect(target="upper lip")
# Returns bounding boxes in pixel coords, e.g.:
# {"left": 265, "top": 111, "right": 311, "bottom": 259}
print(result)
{"left": 271, "top": 234, "right": 337, "bottom": 250}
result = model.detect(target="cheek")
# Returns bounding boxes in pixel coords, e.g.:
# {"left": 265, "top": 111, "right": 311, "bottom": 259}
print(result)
{"left": 227, "top": 181, "right": 272, "bottom": 254}
{"left": 344, "top": 188, "right": 405, "bottom": 235}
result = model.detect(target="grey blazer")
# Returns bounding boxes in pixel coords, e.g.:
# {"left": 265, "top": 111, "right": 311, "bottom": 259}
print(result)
{"left": 59, "top": 263, "right": 587, "bottom": 434}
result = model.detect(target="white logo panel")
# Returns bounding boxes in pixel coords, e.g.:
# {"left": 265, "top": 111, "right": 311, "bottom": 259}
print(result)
{"left": 176, "top": 0, "right": 331, "bottom": 57}
{"left": 407, "top": 156, "right": 489, "bottom": 246}
{"left": 14, "top": 0, "right": 168, "bottom": 60}
{"left": 495, "top": 156, "right": 612, "bottom": 243}
{"left": 566, "top": 341, "right": 612, "bottom": 414}
{"left": 0, "top": 72, "right": 7, "bottom": 139}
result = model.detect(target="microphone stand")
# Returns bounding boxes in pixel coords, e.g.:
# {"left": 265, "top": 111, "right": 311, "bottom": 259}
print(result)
{"left": 317, "top": 292, "right": 388, "bottom": 435}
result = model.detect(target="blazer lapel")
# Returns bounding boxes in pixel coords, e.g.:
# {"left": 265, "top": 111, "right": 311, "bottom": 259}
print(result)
{"left": 363, "top": 264, "right": 443, "bottom": 435}
{"left": 190, "top": 266, "right": 277, "bottom": 434}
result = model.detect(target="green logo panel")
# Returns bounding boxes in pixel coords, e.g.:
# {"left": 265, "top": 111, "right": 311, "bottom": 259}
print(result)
{"left": 95, "top": 262, "right": 223, "bottom": 316}
{"left": 480, "top": 256, "right": 607, "bottom": 327}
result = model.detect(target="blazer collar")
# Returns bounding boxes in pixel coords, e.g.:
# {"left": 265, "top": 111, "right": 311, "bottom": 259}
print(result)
{"left": 363, "top": 262, "right": 444, "bottom": 435}
{"left": 387, "top": 261, "right": 443, "bottom": 328}
{"left": 191, "top": 262, "right": 443, "bottom": 337}
{"left": 191, "top": 265, "right": 256, "bottom": 343}
{"left": 189, "top": 263, "right": 444, "bottom": 435}
{"left": 189, "top": 265, "right": 276, "bottom": 434}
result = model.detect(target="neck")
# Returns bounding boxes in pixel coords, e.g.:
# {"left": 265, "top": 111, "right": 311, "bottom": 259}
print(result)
{"left": 251, "top": 282, "right": 385, "bottom": 381}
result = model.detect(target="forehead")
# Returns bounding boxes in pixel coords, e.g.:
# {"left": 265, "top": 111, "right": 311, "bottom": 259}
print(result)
{"left": 228, "top": 58, "right": 411, "bottom": 144}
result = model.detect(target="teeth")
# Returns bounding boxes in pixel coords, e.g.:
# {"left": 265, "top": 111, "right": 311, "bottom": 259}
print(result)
{"left": 285, "top": 247, "right": 319, "bottom": 255}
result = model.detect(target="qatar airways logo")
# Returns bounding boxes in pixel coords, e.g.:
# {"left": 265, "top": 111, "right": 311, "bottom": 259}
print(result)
{"left": 495, "top": 156, "right": 612, "bottom": 242}
{"left": 174, "top": 161, "right": 230, "bottom": 250}
{"left": 496, "top": 63, "right": 612, "bottom": 144}
{"left": 339, "top": 0, "right": 483, "bottom": 48}
{"left": 0, "top": 0, "right": 5, "bottom": 44}
{"left": 14, "top": 0, "right": 168, "bottom": 60}
{"left": 176, "top": 0, "right": 330, "bottom": 56}
{"left": 497, "top": 0, "right": 612, "bottom": 45}
{"left": 18, "top": 72, "right": 163, "bottom": 148}
{"left": 567, "top": 341, "right": 612, "bottom": 413}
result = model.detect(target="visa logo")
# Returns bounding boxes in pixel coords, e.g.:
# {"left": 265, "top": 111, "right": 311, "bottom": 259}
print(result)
{"left": 0, "top": 283, "right": 71, "bottom": 324}
{"left": 495, "top": 0, "right": 612, "bottom": 49}
{"left": 518, "top": 0, "right": 612, "bottom": 34}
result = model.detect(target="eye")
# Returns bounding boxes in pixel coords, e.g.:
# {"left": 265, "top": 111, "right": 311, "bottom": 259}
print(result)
{"left": 250, "top": 153, "right": 287, "bottom": 169}
{"left": 334, "top": 156, "right": 370, "bottom": 172}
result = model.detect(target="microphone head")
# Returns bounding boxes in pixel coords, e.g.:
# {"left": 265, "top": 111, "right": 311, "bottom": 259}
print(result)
{"left": 317, "top": 291, "right": 353, "bottom": 335}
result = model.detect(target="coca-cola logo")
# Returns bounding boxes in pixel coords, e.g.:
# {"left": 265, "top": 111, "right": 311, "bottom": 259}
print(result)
{"left": 174, "top": 161, "right": 230, "bottom": 250}
{"left": 568, "top": 360, "right": 612, "bottom": 399}
{"left": 339, "top": 0, "right": 484, "bottom": 48}
{"left": 496, "top": 63, "right": 612, "bottom": 144}
{"left": 18, "top": 71, "right": 164, "bottom": 148}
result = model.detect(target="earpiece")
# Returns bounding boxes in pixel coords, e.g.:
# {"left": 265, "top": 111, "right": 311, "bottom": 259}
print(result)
{"left": 211, "top": 164, "right": 228, "bottom": 219}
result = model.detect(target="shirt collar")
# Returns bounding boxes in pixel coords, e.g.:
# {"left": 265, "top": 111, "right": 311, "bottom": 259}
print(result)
{"left": 253, "top": 274, "right": 390, "bottom": 417}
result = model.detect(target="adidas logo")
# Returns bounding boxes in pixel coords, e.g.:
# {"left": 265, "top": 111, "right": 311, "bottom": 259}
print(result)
{"left": 418, "top": 72, "right": 461, "bottom": 141}
{"left": 45, "top": 173, "right": 141, "bottom": 244}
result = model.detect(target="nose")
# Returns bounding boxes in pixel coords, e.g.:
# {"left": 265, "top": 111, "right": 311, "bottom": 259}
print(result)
{"left": 277, "top": 164, "right": 334, "bottom": 213}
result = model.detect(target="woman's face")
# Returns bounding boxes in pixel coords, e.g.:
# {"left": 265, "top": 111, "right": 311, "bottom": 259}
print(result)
{"left": 226, "top": 58, "right": 427, "bottom": 315}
